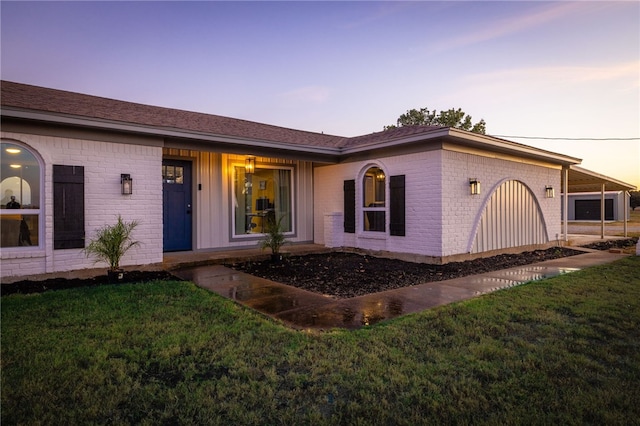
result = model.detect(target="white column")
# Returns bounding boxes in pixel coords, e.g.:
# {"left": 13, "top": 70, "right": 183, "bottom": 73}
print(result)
{"left": 563, "top": 166, "right": 569, "bottom": 242}
{"left": 624, "top": 191, "right": 629, "bottom": 238}
{"left": 600, "top": 183, "right": 605, "bottom": 239}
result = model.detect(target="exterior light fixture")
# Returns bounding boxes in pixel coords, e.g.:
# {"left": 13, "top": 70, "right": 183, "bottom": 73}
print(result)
{"left": 469, "top": 178, "right": 481, "bottom": 195}
{"left": 121, "top": 174, "right": 133, "bottom": 195}
{"left": 545, "top": 185, "right": 555, "bottom": 198}
{"left": 376, "top": 170, "right": 386, "bottom": 181}
{"left": 245, "top": 157, "right": 256, "bottom": 174}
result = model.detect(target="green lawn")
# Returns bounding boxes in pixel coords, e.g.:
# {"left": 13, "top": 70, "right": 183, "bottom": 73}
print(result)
{"left": 2, "top": 257, "right": 640, "bottom": 425}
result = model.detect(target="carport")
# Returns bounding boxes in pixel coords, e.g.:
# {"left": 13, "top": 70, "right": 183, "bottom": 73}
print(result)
{"left": 562, "top": 165, "right": 637, "bottom": 240}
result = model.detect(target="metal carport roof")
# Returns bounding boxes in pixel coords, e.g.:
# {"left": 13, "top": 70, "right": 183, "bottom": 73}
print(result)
{"left": 565, "top": 165, "right": 636, "bottom": 193}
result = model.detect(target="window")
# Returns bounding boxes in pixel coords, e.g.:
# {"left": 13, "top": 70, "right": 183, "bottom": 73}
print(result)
{"left": 162, "top": 165, "right": 184, "bottom": 184}
{"left": 362, "top": 166, "right": 385, "bottom": 232}
{"left": 233, "top": 163, "right": 292, "bottom": 237}
{"left": 1, "top": 141, "right": 41, "bottom": 248}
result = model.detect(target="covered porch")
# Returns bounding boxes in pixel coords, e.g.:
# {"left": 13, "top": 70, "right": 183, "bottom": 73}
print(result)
{"left": 562, "top": 165, "right": 637, "bottom": 240}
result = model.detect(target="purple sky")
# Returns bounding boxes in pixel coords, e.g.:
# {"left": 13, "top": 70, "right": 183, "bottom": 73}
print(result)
{"left": 2, "top": 1, "right": 638, "bottom": 187}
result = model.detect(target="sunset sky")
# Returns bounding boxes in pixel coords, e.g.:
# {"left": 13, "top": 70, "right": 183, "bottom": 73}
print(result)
{"left": 2, "top": 1, "right": 638, "bottom": 188}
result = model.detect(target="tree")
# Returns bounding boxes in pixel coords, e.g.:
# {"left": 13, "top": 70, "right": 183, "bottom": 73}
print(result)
{"left": 630, "top": 191, "right": 640, "bottom": 211}
{"left": 385, "top": 107, "right": 486, "bottom": 134}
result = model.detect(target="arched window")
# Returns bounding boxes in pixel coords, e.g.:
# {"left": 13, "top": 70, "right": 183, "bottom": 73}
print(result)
{"left": 1, "top": 141, "right": 41, "bottom": 248}
{"left": 362, "top": 166, "right": 386, "bottom": 232}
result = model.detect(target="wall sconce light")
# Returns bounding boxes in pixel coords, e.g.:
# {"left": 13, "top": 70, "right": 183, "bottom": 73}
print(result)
{"left": 245, "top": 157, "right": 255, "bottom": 174}
{"left": 376, "top": 170, "right": 386, "bottom": 181}
{"left": 121, "top": 174, "right": 133, "bottom": 195}
{"left": 545, "top": 185, "right": 555, "bottom": 198}
{"left": 469, "top": 178, "right": 481, "bottom": 195}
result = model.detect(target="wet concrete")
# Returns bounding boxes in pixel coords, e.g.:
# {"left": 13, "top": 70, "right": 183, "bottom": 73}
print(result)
{"left": 169, "top": 250, "right": 630, "bottom": 330}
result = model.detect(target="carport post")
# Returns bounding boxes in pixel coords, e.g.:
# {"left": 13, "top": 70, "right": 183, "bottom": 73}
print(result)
{"left": 563, "top": 166, "right": 569, "bottom": 242}
{"left": 600, "top": 183, "right": 605, "bottom": 239}
{"left": 624, "top": 191, "right": 629, "bottom": 238}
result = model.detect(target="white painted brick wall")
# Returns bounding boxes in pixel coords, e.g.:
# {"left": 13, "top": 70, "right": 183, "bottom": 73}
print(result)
{"left": 323, "top": 213, "right": 344, "bottom": 248}
{"left": 314, "top": 149, "right": 561, "bottom": 259}
{"left": 441, "top": 149, "right": 561, "bottom": 256}
{"left": 1, "top": 131, "right": 163, "bottom": 278}
{"left": 314, "top": 151, "right": 444, "bottom": 257}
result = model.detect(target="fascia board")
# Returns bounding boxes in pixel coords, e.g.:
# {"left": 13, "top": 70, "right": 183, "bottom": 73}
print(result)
{"left": 447, "top": 128, "right": 582, "bottom": 166}
{"left": 1, "top": 107, "right": 342, "bottom": 157}
{"left": 569, "top": 165, "right": 637, "bottom": 191}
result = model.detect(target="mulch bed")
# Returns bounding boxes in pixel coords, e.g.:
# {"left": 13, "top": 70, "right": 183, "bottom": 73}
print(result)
{"left": 227, "top": 247, "right": 586, "bottom": 298}
{"left": 0, "top": 271, "right": 179, "bottom": 297}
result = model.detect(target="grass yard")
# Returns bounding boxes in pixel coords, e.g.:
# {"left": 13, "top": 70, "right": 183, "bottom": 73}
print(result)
{"left": 2, "top": 257, "right": 640, "bottom": 425}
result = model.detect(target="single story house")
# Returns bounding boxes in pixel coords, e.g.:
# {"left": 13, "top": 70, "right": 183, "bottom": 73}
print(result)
{"left": 1, "top": 81, "right": 635, "bottom": 279}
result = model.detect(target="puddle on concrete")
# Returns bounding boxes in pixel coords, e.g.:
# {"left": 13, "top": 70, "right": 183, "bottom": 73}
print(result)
{"left": 178, "top": 263, "right": 586, "bottom": 330}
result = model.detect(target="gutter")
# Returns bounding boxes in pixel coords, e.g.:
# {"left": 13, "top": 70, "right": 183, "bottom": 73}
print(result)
{"left": 1, "top": 107, "right": 344, "bottom": 158}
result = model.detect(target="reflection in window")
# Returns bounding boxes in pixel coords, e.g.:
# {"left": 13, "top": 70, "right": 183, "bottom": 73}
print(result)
{"left": 1, "top": 141, "right": 41, "bottom": 247}
{"left": 363, "top": 166, "right": 385, "bottom": 232}
{"left": 233, "top": 164, "right": 292, "bottom": 236}
{"left": 162, "top": 165, "right": 184, "bottom": 184}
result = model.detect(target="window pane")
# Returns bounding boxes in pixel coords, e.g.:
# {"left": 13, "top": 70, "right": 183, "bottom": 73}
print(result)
{"left": 1, "top": 142, "right": 41, "bottom": 248}
{"left": 363, "top": 211, "right": 385, "bottom": 232}
{"left": 234, "top": 165, "right": 292, "bottom": 235}
{"left": 362, "top": 167, "right": 385, "bottom": 207}
{"left": 0, "top": 214, "right": 38, "bottom": 247}
{"left": 1, "top": 142, "right": 40, "bottom": 209}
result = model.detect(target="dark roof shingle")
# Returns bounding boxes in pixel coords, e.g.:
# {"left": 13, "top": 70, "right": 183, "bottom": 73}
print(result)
{"left": 1, "top": 80, "right": 348, "bottom": 148}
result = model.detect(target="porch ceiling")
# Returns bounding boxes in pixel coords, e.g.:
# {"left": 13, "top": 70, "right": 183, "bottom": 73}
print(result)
{"left": 565, "top": 165, "right": 636, "bottom": 193}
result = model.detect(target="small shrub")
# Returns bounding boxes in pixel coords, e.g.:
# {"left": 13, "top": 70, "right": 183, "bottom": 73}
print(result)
{"left": 84, "top": 215, "right": 140, "bottom": 271}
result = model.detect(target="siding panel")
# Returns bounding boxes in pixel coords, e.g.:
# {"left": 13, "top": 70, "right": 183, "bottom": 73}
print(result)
{"left": 472, "top": 180, "right": 548, "bottom": 253}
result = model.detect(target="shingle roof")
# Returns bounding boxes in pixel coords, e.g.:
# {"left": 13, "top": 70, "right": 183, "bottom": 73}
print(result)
{"left": 0, "top": 81, "right": 580, "bottom": 167}
{"left": 1, "top": 80, "right": 348, "bottom": 148}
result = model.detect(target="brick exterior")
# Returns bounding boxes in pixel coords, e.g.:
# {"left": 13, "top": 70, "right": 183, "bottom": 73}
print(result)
{"left": 1, "top": 131, "right": 163, "bottom": 278}
{"left": 314, "top": 149, "right": 562, "bottom": 261}
{"left": 441, "top": 149, "right": 561, "bottom": 256}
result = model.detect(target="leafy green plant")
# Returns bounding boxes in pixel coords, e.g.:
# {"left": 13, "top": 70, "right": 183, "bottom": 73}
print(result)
{"left": 259, "top": 214, "right": 287, "bottom": 257}
{"left": 84, "top": 215, "right": 140, "bottom": 271}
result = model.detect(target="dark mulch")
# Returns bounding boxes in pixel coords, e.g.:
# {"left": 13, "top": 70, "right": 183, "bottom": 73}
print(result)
{"left": 0, "top": 271, "right": 180, "bottom": 297}
{"left": 580, "top": 237, "right": 638, "bottom": 251}
{"left": 227, "top": 247, "right": 586, "bottom": 299}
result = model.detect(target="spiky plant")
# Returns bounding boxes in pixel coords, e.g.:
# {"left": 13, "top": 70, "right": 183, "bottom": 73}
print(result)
{"left": 259, "top": 214, "right": 287, "bottom": 256}
{"left": 84, "top": 215, "right": 140, "bottom": 271}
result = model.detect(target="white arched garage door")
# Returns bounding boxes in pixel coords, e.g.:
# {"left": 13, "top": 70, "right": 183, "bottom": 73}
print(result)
{"left": 470, "top": 180, "right": 548, "bottom": 254}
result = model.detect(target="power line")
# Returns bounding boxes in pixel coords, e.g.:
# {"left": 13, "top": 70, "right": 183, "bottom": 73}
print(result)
{"left": 490, "top": 135, "right": 640, "bottom": 141}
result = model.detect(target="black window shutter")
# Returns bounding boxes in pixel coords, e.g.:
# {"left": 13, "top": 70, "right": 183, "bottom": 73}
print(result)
{"left": 54, "top": 165, "right": 85, "bottom": 249}
{"left": 390, "top": 175, "right": 405, "bottom": 236}
{"left": 343, "top": 179, "right": 355, "bottom": 233}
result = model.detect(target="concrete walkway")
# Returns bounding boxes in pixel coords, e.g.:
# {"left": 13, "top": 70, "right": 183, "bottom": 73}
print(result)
{"left": 173, "top": 249, "right": 629, "bottom": 330}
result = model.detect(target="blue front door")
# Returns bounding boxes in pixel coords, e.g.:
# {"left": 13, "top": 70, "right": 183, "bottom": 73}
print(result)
{"left": 163, "top": 160, "right": 192, "bottom": 251}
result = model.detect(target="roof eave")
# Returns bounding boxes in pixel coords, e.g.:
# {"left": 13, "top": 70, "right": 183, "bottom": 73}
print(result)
{"left": 447, "top": 128, "right": 582, "bottom": 166}
{"left": 1, "top": 107, "right": 343, "bottom": 159}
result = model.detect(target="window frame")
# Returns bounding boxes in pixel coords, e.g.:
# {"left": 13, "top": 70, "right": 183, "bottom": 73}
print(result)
{"left": 230, "top": 160, "right": 296, "bottom": 239}
{"left": 360, "top": 165, "right": 387, "bottom": 233}
{"left": 0, "top": 140, "right": 44, "bottom": 250}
